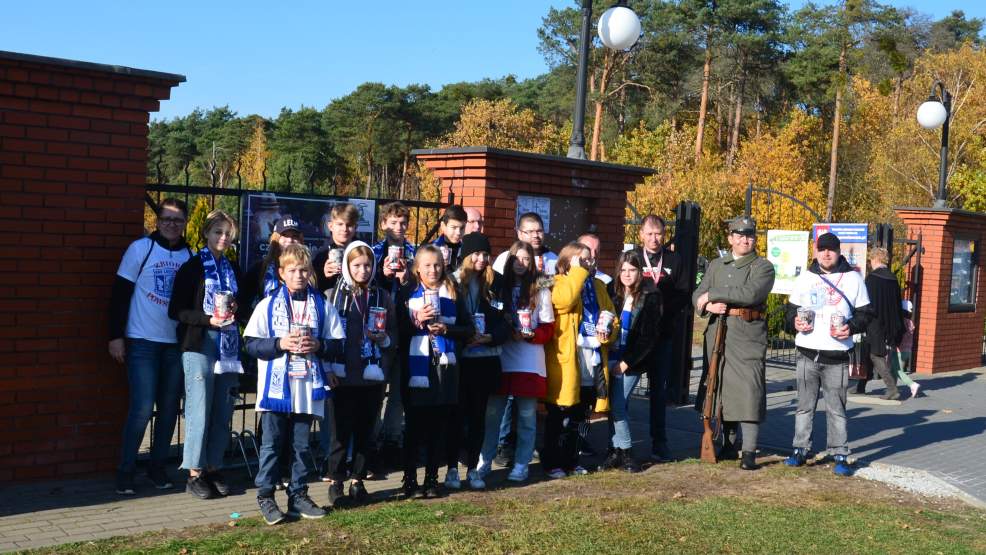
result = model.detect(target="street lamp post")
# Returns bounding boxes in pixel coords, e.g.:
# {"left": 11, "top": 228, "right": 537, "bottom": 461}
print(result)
{"left": 567, "top": 1, "right": 641, "bottom": 160}
{"left": 916, "top": 81, "right": 952, "bottom": 208}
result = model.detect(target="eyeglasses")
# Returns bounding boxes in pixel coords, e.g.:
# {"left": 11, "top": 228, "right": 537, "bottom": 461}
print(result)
{"left": 159, "top": 218, "right": 186, "bottom": 225}
{"left": 520, "top": 228, "right": 543, "bottom": 236}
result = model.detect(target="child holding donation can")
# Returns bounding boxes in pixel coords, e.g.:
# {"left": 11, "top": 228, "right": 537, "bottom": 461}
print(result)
{"left": 244, "top": 244, "right": 344, "bottom": 525}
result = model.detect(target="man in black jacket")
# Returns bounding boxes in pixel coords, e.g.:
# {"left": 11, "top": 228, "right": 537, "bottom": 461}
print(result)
{"left": 633, "top": 215, "right": 690, "bottom": 462}
{"left": 860, "top": 247, "right": 905, "bottom": 399}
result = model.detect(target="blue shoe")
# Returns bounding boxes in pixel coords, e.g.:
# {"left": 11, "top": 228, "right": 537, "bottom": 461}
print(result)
{"left": 833, "top": 455, "right": 853, "bottom": 477}
{"left": 784, "top": 449, "right": 807, "bottom": 467}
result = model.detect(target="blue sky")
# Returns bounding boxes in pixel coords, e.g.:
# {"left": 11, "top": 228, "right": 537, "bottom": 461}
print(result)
{"left": 2, "top": 1, "right": 982, "bottom": 121}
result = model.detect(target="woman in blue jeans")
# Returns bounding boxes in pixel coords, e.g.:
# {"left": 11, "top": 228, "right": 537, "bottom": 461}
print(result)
{"left": 601, "top": 250, "right": 662, "bottom": 473}
{"left": 169, "top": 210, "right": 245, "bottom": 500}
{"left": 109, "top": 198, "right": 192, "bottom": 495}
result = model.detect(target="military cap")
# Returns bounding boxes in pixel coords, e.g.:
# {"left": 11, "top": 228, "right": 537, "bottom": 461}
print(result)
{"left": 727, "top": 216, "right": 757, "bottom": 234}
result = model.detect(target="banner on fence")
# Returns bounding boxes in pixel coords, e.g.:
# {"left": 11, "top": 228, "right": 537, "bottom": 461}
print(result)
{"left": 812, "top": 223, "right": 868, "bottom": 276}
{"left": 767, "top": 230, "right": 810, "bottom": 295}
{"left": 241, "top": 193, "right": 377, "bottom": 271}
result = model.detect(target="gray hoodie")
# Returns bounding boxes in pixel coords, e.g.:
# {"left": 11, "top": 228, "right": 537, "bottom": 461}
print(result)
{"left": 325, "top": 241, "right": 398, "bottom": 387}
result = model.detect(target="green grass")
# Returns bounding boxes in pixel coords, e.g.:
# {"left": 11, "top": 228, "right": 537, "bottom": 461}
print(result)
{"left": 28, "top": 462, "right": 986, "bottom": 555}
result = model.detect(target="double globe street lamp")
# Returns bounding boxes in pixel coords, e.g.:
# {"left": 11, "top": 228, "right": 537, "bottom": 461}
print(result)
{"left": 567, "top": 1, "right": 642, "bottom": 160}
{"left": 916, "top": 81, "right": 952, "bottom": 208}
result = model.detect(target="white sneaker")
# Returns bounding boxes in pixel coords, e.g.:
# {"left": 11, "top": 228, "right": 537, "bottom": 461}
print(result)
{"left": 910, "top": 383, "right": 921, "bottom": 398}
{"left": 444, "top": 468, "right": 461, "bottom": 490}
{"left": 507, "top": 464, "right": 528, "bottom": 482}
{"left": 475, "top": 455, "right": 492, "bottom": 479}
{"left": 547, "top": 468, "right": 567, "bottom": 479}
{"left": 571, "top": 466, "right": 589, "bottom": 476}
{"left": 467, "top": 469, "right": 486, "bottom": 490}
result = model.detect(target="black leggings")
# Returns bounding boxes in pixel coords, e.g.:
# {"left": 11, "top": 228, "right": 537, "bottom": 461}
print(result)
{"left": 542, "top": 386, "right": 596, "bottom": 472}
{"left": 447, "top": 356, "right": 501, "bottom": 470}
{"left": 327, "top": 385, "right": 385, "bottom": 482}
{"left": 404, "top": 404, "right": 452, "bottom": 480}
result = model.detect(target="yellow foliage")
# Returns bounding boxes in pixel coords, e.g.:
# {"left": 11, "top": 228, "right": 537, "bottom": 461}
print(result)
{"left": 238, "top": 117, "right": 269, "bottom": 188}
{"left": 440, "top": 98, "right": 565, "bottom": 155}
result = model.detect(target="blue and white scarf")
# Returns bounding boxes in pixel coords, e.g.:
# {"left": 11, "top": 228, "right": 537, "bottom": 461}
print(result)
{"left": 258, "top": 284, "right": 328, "bottom": 413}
{"left": 406, "top": 283, "right": 457, "bottom": 389}
{"left": 576, "top": 272, "right": 602, "bottom": 369}
{"left": 199, "top": 247, "right": 243, "bottom": 374}
{"left": 327, "top": 284, "right": 386, "bottom": 381}
{"left": 261, "top": 261, "right": 280, "bottom": 299}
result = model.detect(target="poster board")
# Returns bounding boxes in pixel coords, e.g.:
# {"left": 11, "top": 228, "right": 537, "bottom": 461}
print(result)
{"left": 812, "top": 223, "right": 868, "bottom": 276}
{"left": 767, "top": 230, "right": 810, "bottom": 295}
{"left": 241, "top": 193, "right": 376, "bottom": 271}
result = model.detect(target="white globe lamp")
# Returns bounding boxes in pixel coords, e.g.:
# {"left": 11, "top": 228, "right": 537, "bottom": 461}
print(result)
{"left": 916, "top": 100, "right": 948, "bottom": 129}
{"left": 598, "top": 6, "right": 641, "bottom": 51}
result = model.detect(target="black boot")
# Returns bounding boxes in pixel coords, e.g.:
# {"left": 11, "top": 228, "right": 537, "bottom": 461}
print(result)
{"left": 740, "top": 451, "right": 760, "bottom": 471}
{"left": 598, "top": 448, "right": 624, "bottom": 471}
{"left": 718, "top": 441, "right": 739, "bottom": 461}
{"left": 401, "top": 474, "right": 419, "bottom": 499}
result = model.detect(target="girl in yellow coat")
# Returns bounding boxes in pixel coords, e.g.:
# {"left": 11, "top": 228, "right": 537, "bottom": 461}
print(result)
{"left": 543, "top": 241, "right": 618, "bottom": 478}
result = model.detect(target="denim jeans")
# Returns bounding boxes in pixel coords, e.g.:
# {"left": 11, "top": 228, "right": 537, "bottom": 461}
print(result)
{"left": 609, "top": 369, "right": 641, "bottom": 450}
{"left": 118, "top": 339, "right": 183, "bottom": 474}
{"left": 255, "top": 412, "right": 315, "bottom": 498}
{"left": 793, "top": 353, "right": 850, "bottom": 456}
{"left": 647, "top": 338, "right": 673, "bottom": 446}
{"left": 181, "top": 331, "right": 238, "bottom": 470}
{"left": 479, "top": 395, "right": 536, "bottom": 470}
{"left": 497, "top": 395, "right": 515, "bottom": 446}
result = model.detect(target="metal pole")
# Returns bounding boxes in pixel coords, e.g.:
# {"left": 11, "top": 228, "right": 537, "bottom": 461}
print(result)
{"left": 567, "top": 0, "right": 593, "bottom": 160}
{"left": 933, "top": 81, "right": 951, "bottom": 208}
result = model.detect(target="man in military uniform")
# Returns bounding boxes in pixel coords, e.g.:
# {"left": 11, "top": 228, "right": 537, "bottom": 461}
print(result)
{"left": 692, "top": 217, "right": 775, "bottom": 470}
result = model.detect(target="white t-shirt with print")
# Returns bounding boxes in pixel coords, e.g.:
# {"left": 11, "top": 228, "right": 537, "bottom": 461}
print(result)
{"left": 244, "top": 296, "right": 345, "bottom": 418}
{"left": 116, "top": 237, "right": 191, "bottom": 343}
{"left": 791, "top": 269, "right": 870, "bottom": 352}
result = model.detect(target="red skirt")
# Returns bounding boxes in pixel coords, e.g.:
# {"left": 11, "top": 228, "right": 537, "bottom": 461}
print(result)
{"left": 498, "top": 372, "right": 546, "bottom": 399}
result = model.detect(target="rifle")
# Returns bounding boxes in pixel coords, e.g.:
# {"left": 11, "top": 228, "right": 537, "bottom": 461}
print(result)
{"left": 700, "top": 310, "right": 728, "bottom": 463}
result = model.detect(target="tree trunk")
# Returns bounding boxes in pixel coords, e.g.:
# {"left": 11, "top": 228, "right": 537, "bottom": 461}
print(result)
{"left": 755, "top": 94, "right": 762, "bottom": 138}
{"left": 825, "top": 43, "right": 847, "bottom": 222}
{"left": 694, "top": 33, "right": 713, "bottom": 163}
{"left": 727, "top": 74, "right": 745, "bottom": 168}
{"left": 589, "top": 50, "right": 613, "bottom": 161}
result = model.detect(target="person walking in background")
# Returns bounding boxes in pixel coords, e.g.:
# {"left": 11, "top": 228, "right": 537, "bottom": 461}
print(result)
{"left": 398, "top": 246, "right": 474, "bottom": 498}
{"left": 477, "top": 241, "right": 554, "bottom": 485}
{"left": 169, "top": 210, "right": 246, "bottom": 499}
{"left": 542, "top": 242, "right": 618, "bottom": 479}
{"left": 241, "top": 216, "right": 305, "bottom": 309}
{"left": 110, "top": 198, "right": 192, "bottom": 495}
{"left": 860, "top": 247, "right": 906, "bottom": 400}
{"left": 244, "top": 244, "right": 344, "bottom": 525}
{"left": 600, "top": 250, "right": 662, "bottom": 473}
{"left": 891, "top": 300, "right": 921, "bottom": 398}
{"left": 313, "top": 203, "right": 359, "bottom": 291}
{"left": 784, "top": 232, "right": 873, "bottom": 477}
{"left": 693, "top": 217, "right": 775, "bottom": 471}
{"left": 632, "top": 215, "right": 689, "bottom": 463}
{"left": 323, "top": 241, "right": 398, "bottom": 507}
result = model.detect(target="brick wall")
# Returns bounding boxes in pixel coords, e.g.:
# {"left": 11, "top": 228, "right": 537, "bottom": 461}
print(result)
{"left": 0, "top": 51, "right": 183, "bottom": 482}
{"left": 896, "top": 207, "right": 986, "bottom": 374}
{"left": 413, "top": 147, "right": 651, "bottom": 274}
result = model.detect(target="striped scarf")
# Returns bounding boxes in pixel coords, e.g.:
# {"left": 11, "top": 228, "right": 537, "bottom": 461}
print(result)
{"left": 199, "top": 247, "right": 242, "bottom": 374}
{"left": 258, "top": 284, "right": 327, "bottom": 412}
{"left": 406, "top": 283, "right": 457, "bottom": 389}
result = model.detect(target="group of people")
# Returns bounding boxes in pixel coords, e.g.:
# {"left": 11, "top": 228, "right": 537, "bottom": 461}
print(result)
{"left": 109, "top": 197, "right": 913, "bottom": 526}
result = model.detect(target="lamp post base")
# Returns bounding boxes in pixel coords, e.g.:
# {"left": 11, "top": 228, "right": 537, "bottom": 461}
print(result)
{"left": 567, "top": 144, "right": 588, "bottom": 160}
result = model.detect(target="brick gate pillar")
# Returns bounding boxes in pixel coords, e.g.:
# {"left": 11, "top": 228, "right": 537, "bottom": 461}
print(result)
{"left": 0, "top": 51, "right": 183, "bottom": 481}
{"left": 895, "top": 207, "right": 986, "bottom": 374}
{"left": 412, "top": 147, "right": 652, "bottom": 275}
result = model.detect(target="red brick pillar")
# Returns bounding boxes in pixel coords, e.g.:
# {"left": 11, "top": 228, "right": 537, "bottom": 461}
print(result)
{"left": 895, "top": 207, "right": 986, "bottom": 374}
{"left": 412, "top": 147, "right": 652, "bottom": 274}
{"left": 0, "top": 51, "right": 183, "bottom": 482}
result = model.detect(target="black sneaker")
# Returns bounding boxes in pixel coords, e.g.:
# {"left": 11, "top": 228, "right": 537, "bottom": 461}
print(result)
{"left": 206, "top": 470, "right": 229, "bottom": 496}
{"left": 493, "top": 444, "right": 514, "bottom": 467}
{"left": 651, "top": 442, "right": 673, "bottom": 463}
{"left": 115, "top": 470, "right": 136, "bottom": 495}
{"left": 421, "top": 475, "right": 443, "bottom": 498}
{"left": 349, "top": 480, "right": 369, "bottom": 505}
{"left": 598, "top": 448, "right": 624, "bottom": 471}
{"left": 186, "top": 475, "right": 214, "bottom": 500}
{"left": 621, "top": 453, "right": 642, "bottom": 473}
{"left": 327, "top": 480, "right": 346, "bottom": 507}
{"left": 401, "top": 475, "right": 419, "bottom": 499}
{"left": 740, "top": 451, "right": 760, "bottom": 471}
{"left": 147, "top": 466, "right": 173, "bottom": 490}
{"left": 288, "top": 493, "right": 327, "bottom": 519}
{"left": 258, "top": 495, "right": 286, "bottom": 526}
{"left": 718, "top": 443, "right": 739, "bottom": 461}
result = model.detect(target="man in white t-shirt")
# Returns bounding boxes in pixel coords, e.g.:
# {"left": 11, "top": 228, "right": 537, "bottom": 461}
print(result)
{"left": 783, "top": 232, "right": 874, "bottom": 477}
{"left": 108, "top": 198, "right": 192, "bottom": 495}
{"left": 493, "top": 212, "right": 557, "bottom": 276}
